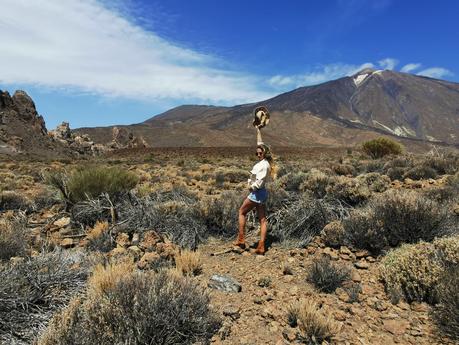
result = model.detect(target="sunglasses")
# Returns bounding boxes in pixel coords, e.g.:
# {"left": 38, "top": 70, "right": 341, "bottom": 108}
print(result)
{"left": 255, "top": 151, "right": 263, "bottom": 156}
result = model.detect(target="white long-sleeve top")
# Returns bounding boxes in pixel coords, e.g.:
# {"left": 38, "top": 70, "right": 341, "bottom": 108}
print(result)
{"left": 248, "top": 159, "right": 271, "bottom": 190}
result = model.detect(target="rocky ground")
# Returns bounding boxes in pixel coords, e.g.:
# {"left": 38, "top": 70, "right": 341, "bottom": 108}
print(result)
{"left": 197, "top": 236, "right": 452, "bottom": 345}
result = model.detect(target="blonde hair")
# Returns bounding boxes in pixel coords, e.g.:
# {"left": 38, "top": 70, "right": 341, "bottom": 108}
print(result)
{"left": 257, "top": 144, "right": 278, "bottom": 179}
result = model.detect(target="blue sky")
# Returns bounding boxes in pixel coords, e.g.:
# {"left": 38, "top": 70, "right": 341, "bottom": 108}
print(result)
{"left": 0, "top": 0, "right": 458, "bottom": 129}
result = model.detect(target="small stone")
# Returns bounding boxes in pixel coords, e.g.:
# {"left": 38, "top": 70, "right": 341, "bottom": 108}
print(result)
{"left": 223, "top": 306, "right": 240, "bottom": 320}
{"left": 334, "top": 310, "right": 347, "bottom": 321}
{"left": 354, "top": 260, "right": 370, "bottom": 269}
{"left": 323, "top": 247, "right": 339, "bottom": 260}
{"left": 53, "top": 217, "right": 70, "bottom": 228}
{"left": 60, "top": 238, "right": 74, "bottom": 248}
{"left": 383, "top": 319, "right": 409, "bottom": 336}
{"left": 137, "top": 252, "right": 160, "bottom": 270}
{"left": 131, "top": 233, "right": 140, "bottom": 245}
{"left": 340, "top": 246, "right": 352, "bottom": 255}
{"left": 253, "top": 297, "right": 263, "bottom": 304}
{"left": 411, "top": 302, "right": 429, "bottom": 313}
{"left": 351, "top": 270, "right": 362, "bottom": 282}
{"left": 127, "top": 245, "right": 143, "bottom": 258}
{"left": 340, "top": 253, "right": 351, "bottom": 260}
{"left": 139, "top": 230, "right": 162, "bottom": 251}
{"left": 110, "top": 246, "right": 127, "bottom": 257}
{"left": 115, "top": 232, "right": 130, "bottom": 248}
{"left": 208, "top": 274, "right": 242, "bottom": 293}
{"left": 355, "top": 250, "right": 370, "bottom": 259}
{"left": 282, "top": 328, "right": 297, "bottom": 342}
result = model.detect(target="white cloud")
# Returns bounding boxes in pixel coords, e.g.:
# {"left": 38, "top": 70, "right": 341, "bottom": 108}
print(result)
{"left": 378, "top": 58, "right": 398, "bottom": 70}
{"left": 400, "top": 63, "right": 422, "bottom": 73}
{"left": 417, "top": 67, "right": 454, "bottom": 79}
{"left": 268, "top": 62, "right": 374, "bottom": 89}
{"left": 0, "top": 0, "right": 271, "bottom": 104}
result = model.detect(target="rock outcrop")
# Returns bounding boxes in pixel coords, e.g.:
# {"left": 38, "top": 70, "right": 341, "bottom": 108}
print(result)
{"left": 0, "top": 90, "right": 53, "bottom": 155}
{"left": 110, "top": 127, "right": 149, "bottom": 149}
{"left": 49, "top": 121, "right": 106, "bottom": 155}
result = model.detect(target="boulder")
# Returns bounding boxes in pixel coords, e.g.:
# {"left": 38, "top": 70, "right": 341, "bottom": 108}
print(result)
{"left": 208, "top": 274, "right": 242, "bottom": 293}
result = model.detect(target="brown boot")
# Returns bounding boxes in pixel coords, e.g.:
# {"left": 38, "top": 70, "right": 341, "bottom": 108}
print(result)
{"left": 233, "top": 233, "right": 246, "bottom": 249}
{"left": 254, "top": 241, "right": 265, "bottom": 255}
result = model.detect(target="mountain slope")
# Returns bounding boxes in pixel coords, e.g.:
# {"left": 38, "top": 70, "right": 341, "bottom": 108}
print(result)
{"left": 76, "top": 69, "right": 459, "bottom": 147}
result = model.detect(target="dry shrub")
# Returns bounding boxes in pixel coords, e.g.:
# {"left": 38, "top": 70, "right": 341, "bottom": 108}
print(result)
{"left": 0, "top": 212, "right": 28, "bottom": 260}
{"left": 332, "top": 163, "right": 356, "bottom": 176}
{"left": 362, "top": 137, "right": 403, "bottom": 159}
{"left": 0, "top": 191, "right": 32, "bottom": 212}
{"left": 403, "top": 165, "right": 437, "bottom": 180}
{"left": 300, "top": 168, "right": 330, "bottom": 198}
{"left": 320, "top": 220, "right": 345, "bottom": 248}
{"left": 88, "top": 259, "right": 134, "bottom": 297}
{"left": 0, "top": 250, "right": 90, "bottom": 344}
{"left": 325, "top": 175, "right": 371, "bottom": 206}
{"left": 86, "top": 221, "right": 113, "bottom": 252}
{"left": 174, "top": 249, "right": 202, "bottom": 276}
{"left": 38, "top": 270, "right": 220, "bottom": 345}
{"left": 269, "top": 195, "right": 341, "bottom": 247}
{"left": 279, "top": 171, "right": 308, "bottom": 191}
{"left": 214, "top": 168, "right": 247, "bottom": 184}
{"left": 432, "top": 264, "right": 459, "bottom": 341}
{"left": 422, "top": 155, "right": 459, "bottom": 175}
{"left": 386, "top": 166, "right": 407, "bottom": 181}
{"left": 296, "top": 300, "right": 337, "bottom": 343}
{"left": 380, "top": 235, "right": 459, "bottom": 304}
{"left": 203, "top": 190, "right": 242, "bottom": 237}
{"left": 356, "top": 172, "right": 390, "bottom": 193}
{"left": 307, "top": 256, "right": 350, "bottom": 293}
{"left": 343, "top": 190, "right": 449, "bottom": 253}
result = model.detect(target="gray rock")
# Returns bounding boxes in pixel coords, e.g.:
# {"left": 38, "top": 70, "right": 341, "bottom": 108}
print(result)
{"left": 208, "top": 274, "right": 242, "bottom": 293}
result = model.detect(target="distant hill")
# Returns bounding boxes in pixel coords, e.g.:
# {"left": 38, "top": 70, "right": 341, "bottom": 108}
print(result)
{"left": 76, "top": 69, "right": 459, "bottom": 148}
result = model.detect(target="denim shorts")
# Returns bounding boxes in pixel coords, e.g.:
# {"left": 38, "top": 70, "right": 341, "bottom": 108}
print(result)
{"left": 247, "top": 188, "right": 268, "bottom": 204}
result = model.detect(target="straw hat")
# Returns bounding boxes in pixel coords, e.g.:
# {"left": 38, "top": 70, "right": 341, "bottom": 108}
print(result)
{"left": 252, "top": 106, "right": 270, "bottom": 128}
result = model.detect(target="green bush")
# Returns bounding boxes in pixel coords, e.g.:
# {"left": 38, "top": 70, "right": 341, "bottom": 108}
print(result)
{"left": 46, "top": 166, "right": 138, "bottom": 204}
{"left": 362, "top": 137, "right": 403, "bottom": 159}
{"left": 38, "top": 270, "right": 220, "bottom": 345}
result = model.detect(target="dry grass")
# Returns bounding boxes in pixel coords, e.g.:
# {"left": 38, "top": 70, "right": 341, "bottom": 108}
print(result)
{"left": 174, "top": 249, "right": 202, "bottom": 276}
{"left": 0, "top": 212, "right": 28, "bottom": 260}
{"left": 88, "top": 258, "right": 134, "bottom": 297}
{"left": 296, "top": 299, "right": 337, "bottom": 343}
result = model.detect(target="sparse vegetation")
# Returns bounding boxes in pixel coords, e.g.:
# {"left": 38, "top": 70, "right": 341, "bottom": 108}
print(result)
{"left": 174, "top": 249, "right": 202, "bottom": 276}
{"left": 38, "top": 269, "right": 220, "bottom": 345}
{"left": 380, "top": 235, "right": 459, "bottom": 304}
{"left": 295, "top": 300, "right": 337, "bottom": 344}
{"left": 362, "top": 137, "right": 403, "bottom": 159}
{"left": 307, "top": 256, "right": 350, "bottom": 293}
{"left": 0, "top": 250, "right": 90, "bottom": 344}
{"left": 0, "top": 212, "right": 28, "bottom": 260}
{"left": 432, "top": 264, "right": 459, "bottom": 341}
{"left": 343, "top": 190, "right": 449, "bottom": 253}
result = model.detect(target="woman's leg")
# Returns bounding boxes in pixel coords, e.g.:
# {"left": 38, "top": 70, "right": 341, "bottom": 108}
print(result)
{"left": 234, "top": 198, "right": 257, "bottom": 248}
{"left": 254, "top": 203, "right": 267, "bottom": 254}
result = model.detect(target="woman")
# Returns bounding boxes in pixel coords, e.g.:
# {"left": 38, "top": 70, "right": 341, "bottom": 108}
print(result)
{"left": 233, "top": 125, "right": 274, "bottom": 255}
